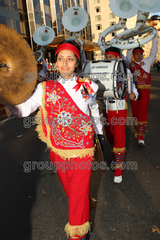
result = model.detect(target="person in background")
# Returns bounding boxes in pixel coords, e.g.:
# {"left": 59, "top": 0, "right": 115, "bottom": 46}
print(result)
{"left": 37, "top": 55, "right": 48, "bottom": 83}
{"left": 102, "top": 47, "right": 138, "bottom": 183}
{"left": 127, "top": 30, "right": 158, "bottom": 145}
{"left": 156, "top": 61, "right": 160, "bottom": 72}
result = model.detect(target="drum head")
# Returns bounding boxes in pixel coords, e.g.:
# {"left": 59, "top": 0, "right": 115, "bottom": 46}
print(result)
{"left": 82, "top": 59, "right": 127, "bottom": 100}
{"left": 114, "top": 60, "right": 127, "bottom": 99}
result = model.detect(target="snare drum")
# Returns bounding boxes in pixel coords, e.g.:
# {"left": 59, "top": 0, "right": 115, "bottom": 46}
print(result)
{"left": 82, "top": 59, "right": 127, "bottom": 99}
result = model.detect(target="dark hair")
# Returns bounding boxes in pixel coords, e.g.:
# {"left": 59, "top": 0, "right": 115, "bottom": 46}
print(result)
{"left": 37, "top": 63, "right": 43, "bottom": 68}
{"left": 132, "top": 47, "right": 144, "bottom": 54}
{"left": 105, "top": 47, "right": 121, "bottom": 56}
{"left": 149, "top": 15, "right": 160, "bottom": 21}
{"left": 55, "top": 39, "right": 80, "bottom": 66}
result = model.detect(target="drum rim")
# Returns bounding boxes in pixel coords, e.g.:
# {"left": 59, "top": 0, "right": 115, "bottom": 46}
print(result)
{"left": 113, "top": 59, "right": 127, "bottom": 99}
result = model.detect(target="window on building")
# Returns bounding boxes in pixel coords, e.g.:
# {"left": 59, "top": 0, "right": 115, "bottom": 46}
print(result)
{"left": 75, "top": 0, "right": 80, "bottom": 6}
{"left": 0, "top": 15, "right": 20, "bottom": 33}
{"left": 0, "top": 0, "right": 18, "bottom": 10}
{"left": 70, "top": 0, "right": 75, "bottom": 7}
{"left": 33, "top": 0, "right": 41, "bottom": 16}
{"left": 33, "top": 0, "right": 42, "bottom": 27}
{"left": 110, "top": 22, "right": 116, "bottom": 37}
{"left": 96, "top": 24, "right": 102, "bottom": 30}
{"left": 94, "top": 0, "right": 100, "bottom": 3}
{"left": 95, "top": 6, "right": 101, "bottom": 12}
{"left": 110, "top": 22, "right": 116, "bottom": 26}
{"left": 55, "top": 0, "right": 62, "bottom": 35}
{"left": 111, "top": 32, "right": 116, "bottom": 37}
{"left": 109, "top": 13, "right": 116, "bottom": 19}
{"left": 92, "top": 33, "right": 95, "bottom": 39}
{"left": 99, "top": 32, "right": 102, "bottom": 37}
{"left": 63, "top": 0, "right": 71, "bottom": 8}
{"left": 44, "top": 0, "right": 51, "bottom": 27}
{"left": 95, "top": 15, "right": 101, "bottom": 21}
{"left": 62, "top": 0, "right": 67, "bottom": 11}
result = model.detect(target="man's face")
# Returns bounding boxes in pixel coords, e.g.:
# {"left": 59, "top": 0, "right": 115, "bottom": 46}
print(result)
{"left": 150, "top": 20, "right": 160, "bottom": 30}
{"left": 134, "top": 52, "right": 143, "bottom": 63}
{"left": 105, "top": 54, "right": 119, "bottom": 60}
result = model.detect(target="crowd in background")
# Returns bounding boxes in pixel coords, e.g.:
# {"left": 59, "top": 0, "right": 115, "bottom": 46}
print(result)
{"left": 152, "top": 60, "right": 160, "bottom": 72}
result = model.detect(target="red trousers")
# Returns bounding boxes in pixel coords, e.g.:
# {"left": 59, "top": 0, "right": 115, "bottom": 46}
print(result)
{"left": 103, "top": 109, "right": 127, "bottom": 150}
{"left": 130, "top": 89, "right": 150, "bottom": 140}
{"left": 103, "top": 109, "right": 127, "bottom": 177}
{"left": 50, "top": 150, "right": 92, "bottom": 229}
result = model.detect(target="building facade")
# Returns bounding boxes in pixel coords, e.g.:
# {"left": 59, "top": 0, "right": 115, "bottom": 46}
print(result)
{"left": 0, "top": 0, "right": 159, "bottom": 62}
{"left": 0, "top": 0, "right": 30, "bottom": 44}
{"left": 0, "top": 0, "right": 95, "bottom": 61}
{"left": 88, "top": 0, "right": 160, "bottom": 61}
{"left": 25, "top": 0, "right": 93, "bottom": 51}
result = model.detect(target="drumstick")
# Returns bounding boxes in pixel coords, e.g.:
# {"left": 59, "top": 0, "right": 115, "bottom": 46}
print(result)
{"left": 130, "top": 74, "right": 133, "bottom": 93}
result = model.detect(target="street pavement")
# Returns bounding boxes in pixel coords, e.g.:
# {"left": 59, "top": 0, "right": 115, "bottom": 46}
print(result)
{"left": 0, "top": 70, "right": 160, "bottom": 240}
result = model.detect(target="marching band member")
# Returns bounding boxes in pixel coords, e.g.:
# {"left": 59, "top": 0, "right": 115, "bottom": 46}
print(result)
{"left": 149, "top": 15, "right": 160, "bottom": 31}
{"left": 7, "top": 40, "right": 106, "bottom": 240}
{"left": 37, "top": 55, "right": 48, "bottom": 83}
{"left": 127, "top": 31, "right": 158, "bottom": 145}
{"left": 103, "top": 47, "right": 138, "bottom": 183}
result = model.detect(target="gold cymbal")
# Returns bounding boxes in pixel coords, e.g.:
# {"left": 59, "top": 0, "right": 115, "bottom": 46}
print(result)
{"left": 0, "top": 24, "right": 37, "bottom": 105}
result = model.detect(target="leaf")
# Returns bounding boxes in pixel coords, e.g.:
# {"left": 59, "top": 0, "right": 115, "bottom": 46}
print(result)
{"left": 42, "top": 189, "right": 47, "bottom": 195}
{"left": 152, "top": 226, "right": 160, "bottom": 234}
{"left": 91, "top": 198, "right": 97, "bottom": 202}
{"left": 141, "top": 210, "right": 145, "bottom": 214}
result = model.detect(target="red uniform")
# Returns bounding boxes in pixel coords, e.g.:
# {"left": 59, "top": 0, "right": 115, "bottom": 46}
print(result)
{"left": 103, "top": 99, "right": 127, "bottom": 178}
{"left": 36, "top": 81, "right": 95, "bottom": 239}
{"left": 130, "top": 62, "right": 151, "bottom": 140}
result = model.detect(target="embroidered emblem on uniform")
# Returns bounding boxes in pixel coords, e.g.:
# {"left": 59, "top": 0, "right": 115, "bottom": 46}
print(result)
{"left": 73, "top": 76, "right": 94, "bottom": 100}
{"left": 79, "top": 120, "right": 92, "bottom": 136}
{"left": 57, "top": 111, "right": 72, "bottom": 127}
{"left": 140, "top": 62, "right": 145, "bottom": 66}
{"left": 143, "top": 73, "right": 148, "bottom": 79}
{"left": 44, "top": 82, "right": 94, "bottom": 150}
{"left": 52, "top": 128, "right": 85, "bottom": 148}
{"left": 46, "top": 90, "right": 61, "bottom": 105}
{"left": 81, "top": 88, "right": 93, "bottom": 99}
{"left": 134, "top": 70, "right": 140, "bottom": 76}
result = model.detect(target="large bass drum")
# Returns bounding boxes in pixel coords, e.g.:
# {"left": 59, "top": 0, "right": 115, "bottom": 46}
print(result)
{"left": 82, "top": 59, "right": 127, "bottom": 99}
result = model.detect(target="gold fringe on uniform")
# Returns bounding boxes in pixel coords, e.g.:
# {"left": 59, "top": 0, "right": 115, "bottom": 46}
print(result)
{"left": 137, "top": 133, "right": 145, "bottom": 138}
{"left": 65, "top": 221, "right": 90, "bottom": 239}
{"left": 35, "top": 82, "right": 95, "bottom": 160}
{"left": 136, "top": 84, "right": 151, "bottom": 89}
{"left": 113, "top": 147, "right": 126, "bottom": 153}
{"left": 137, "top": 121, "right": 147, "bottom": 125}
